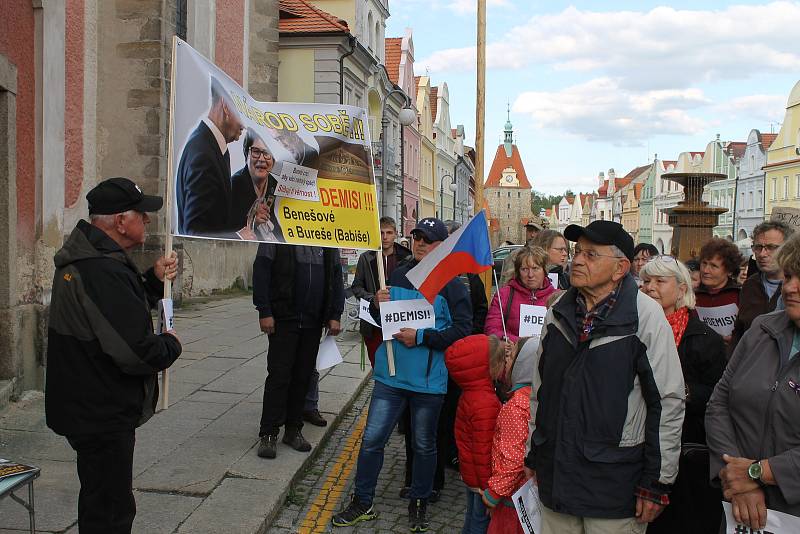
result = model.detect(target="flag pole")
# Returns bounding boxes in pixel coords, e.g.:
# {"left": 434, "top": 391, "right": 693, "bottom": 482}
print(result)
{"left": 492, "top": 269, "right": 508, "bottom": 341}
{"left": 159, "top": 36, "right": 179, "bottom": 411}
{"left": 376, "top": 248, "right": 396, "bottom": 376}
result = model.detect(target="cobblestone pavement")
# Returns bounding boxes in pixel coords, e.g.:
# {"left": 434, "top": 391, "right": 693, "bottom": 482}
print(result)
{"left": 267, "top": 382, "right": 468, "bottom": 534}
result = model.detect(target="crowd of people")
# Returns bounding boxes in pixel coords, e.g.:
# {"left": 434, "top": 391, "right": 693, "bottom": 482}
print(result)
{"left": 42, "top": 175, "right": 800, "bottom": 533}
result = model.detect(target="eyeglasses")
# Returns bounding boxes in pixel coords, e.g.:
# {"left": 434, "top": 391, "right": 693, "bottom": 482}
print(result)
{"left": 573, "top": 245, "right": 623, "bottom": 261}
{"left": 249, "top": 147, "right": 272, "bottom": 161}
{"left": 751, "top": 244, "right": 781, "bottom": 253}
{"left": 412, "top": 233, "right": 434, "bottom": 244}
{"left": 550, "top": 246, "right": 569, "bottom": 253}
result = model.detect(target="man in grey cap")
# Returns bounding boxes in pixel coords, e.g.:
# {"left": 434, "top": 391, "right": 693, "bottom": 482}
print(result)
{"left": 46, "top": 177, "right": 183, "bottom": 534}
{"left": 524, "top": 220, "right": 685, "bottom": 533}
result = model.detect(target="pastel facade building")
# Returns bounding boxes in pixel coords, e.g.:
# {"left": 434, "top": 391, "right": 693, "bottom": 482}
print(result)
{"left": 764, "top": 81, "right": 800, "bottom": 220}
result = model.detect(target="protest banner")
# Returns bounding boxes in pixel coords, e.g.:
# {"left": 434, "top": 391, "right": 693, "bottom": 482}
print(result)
{"left": 512, "top": 479, "right": 542, "bottom": 534}
{"left": 770, "top": 206, "right": 800, "bottom": 231}
{"left": 359, "top": 298, "right": 380, "bottom": 327}
{"left": 380, "top": 299, "right": 436, "bottom": 341}
{"left": 696, "top": 304, "right": 738, "bottom": 337}
{"left": 518, "top": 305, "right": 548, "bottom": 338}
{"left": 168, "top": 38, "right": 381, "bottom": 250}
{"left": 722, "top": 501, "right": 800, "bottom": 533}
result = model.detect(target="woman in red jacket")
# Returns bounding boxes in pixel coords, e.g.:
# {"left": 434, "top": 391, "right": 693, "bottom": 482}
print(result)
{"left": 485, "top": 246, "right": 556, "bottom": 342}
{"left": 445, "top": 334, "right": 504, "bottom": 534}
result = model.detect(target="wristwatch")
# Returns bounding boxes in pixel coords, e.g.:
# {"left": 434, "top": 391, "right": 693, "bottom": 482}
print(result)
{"left": 748, "top": 461, "right": 767, "bottom": 488}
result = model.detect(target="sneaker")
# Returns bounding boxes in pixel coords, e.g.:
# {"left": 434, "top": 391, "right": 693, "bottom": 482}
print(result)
{"left": 399, "top": 486, "right": 411, "bottom": 499}
{"left": 257, "top": 435, "right": 277, "bottom": 459}
{"left": 428, "top": 489, "right": 441, "bottom": 504}
{"left": 282, "top": 428, "right": 312, "bottom": 452}
{"left": 302, "top": 409, "right": 328, "bottom": 427}
{"left": 408, "top": 498, "right": 429, "bottom": 532}
{"left": 332, "top": 495, "right": 377, "bottom": 527}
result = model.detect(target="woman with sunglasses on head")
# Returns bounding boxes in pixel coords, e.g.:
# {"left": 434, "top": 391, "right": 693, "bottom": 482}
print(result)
{"left": 485, "top": 246, "right": 558, "bottom": 343}
{"left": 639, "top": 256, "right": 726, "bottom": 534}
{"left": 706, "top": 232, "right": 800, "bottom": 532}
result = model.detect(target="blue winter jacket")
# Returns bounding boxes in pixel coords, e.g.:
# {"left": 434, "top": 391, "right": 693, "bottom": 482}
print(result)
{"left": 372, "top": 260, "right": 472, "bottom": 394}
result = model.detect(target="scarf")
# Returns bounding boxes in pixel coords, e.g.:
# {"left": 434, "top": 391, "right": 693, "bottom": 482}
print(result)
{"left": 666, "top": 306, "right": 690, "bottom": 347}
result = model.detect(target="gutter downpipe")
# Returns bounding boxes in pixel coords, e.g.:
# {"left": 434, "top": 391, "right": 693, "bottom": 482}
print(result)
{"left": 339, "top": 35, "right": 357, "bottom": 104}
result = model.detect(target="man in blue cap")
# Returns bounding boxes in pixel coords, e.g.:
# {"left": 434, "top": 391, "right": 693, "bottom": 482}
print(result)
{"left": 333, "top": 217, "right": 472, "bottom": 532}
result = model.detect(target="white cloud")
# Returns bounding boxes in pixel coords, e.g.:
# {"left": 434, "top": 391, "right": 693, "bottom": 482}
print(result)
{"left": 514, "top": 77, "right": 709, "bottom": 143}
{"left": 446, "top": 0, "right": 511, "bottom": 15}
{"left": 718, "top": 94, "right": 786, "bottom": 123}
{"left": 416, "top": 2, "right": 800, "bottom": 89}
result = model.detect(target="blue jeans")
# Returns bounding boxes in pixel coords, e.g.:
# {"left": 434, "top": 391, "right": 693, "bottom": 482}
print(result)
{"left": 354, "top": 381, "right": 444, "bottom": 506}
{"left": 462, "top": 490, "right": 490, "bottom": 534}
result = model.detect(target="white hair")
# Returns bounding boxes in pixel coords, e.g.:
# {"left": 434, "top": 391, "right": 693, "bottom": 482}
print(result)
{"left": 639, "top": 256, "right": 696, "bottom": 309}
{"left": 89, "top": 210, "right": 135, "bottom": 229}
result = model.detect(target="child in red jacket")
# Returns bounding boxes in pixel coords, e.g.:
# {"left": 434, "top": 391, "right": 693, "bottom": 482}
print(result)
{"left": 481, "top": 336, "right": 538, "bottom": 533}
{"left": 445, "top": 334, "right": 504, "bottom": 534}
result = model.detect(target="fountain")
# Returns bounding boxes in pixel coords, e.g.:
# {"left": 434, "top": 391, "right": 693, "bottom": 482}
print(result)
{"left": 662, "top": 172, "right": 727, "bottom": 261}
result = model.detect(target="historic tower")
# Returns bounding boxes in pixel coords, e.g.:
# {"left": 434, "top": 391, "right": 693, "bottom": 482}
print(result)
{"left": 485, "top": 108, "right": 534, "bottom": 246}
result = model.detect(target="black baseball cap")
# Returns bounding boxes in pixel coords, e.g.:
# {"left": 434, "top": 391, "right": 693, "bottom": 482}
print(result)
{"left": 411, "top": 217, "right": 448, "bottom": 242}
{"left": 564, "top": 220, "right": 635, "bottom": 261}
{"left": 87, "top": 177, "right": 163, "bottom": 215}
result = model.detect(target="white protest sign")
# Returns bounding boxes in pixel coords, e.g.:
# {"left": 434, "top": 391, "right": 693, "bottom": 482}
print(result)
{"left": 380, "top": 299, "right": 435, "bottom": 341}
{"left": 548, "top": 273, "right": 559, "bottom": 288}
{"left": 722, "top": 501, "right": 800, "bottom": 533}
{"left": 316, "top": 335, "right": 343, "bottom": 371}
{"left": 359, "top": 298, "right": 379, "bottom": 327}
{"left": 518, "top": 305, "right": 548, "bottom": 338}
{"left": 275, "top": 162, "right": 320, "bottom": 202}
{"left": 696, "top": 303, "right": 738, "bottom": 337}
{"left": 512, "top": 479, "right": 542, "bottom": 534}
{"left": 156, "top": 298, "right": 174, "bottom": 333}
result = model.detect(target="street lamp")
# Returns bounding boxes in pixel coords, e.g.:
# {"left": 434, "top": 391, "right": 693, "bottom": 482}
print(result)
{"left": 381, "top": 89, "right": 416, "bottom": 217}
{"left": 439, "top": 173, "right": 457, "bottom": 219}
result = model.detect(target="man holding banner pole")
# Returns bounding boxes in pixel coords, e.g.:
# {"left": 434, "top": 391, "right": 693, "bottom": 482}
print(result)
{"left": 45, "top": 178, "right": 183, "bottom": 534}
{"left": 333, "top": 216, "right": 477, "bottom": 531}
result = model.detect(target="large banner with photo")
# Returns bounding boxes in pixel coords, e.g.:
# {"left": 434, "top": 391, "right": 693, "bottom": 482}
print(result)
{"left": 169, "top": 38, "right": 380, "bottom": 250}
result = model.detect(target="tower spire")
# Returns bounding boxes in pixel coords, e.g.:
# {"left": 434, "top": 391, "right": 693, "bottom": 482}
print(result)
{"left": 503, "top": 104, "right": 514, "bottom": 155}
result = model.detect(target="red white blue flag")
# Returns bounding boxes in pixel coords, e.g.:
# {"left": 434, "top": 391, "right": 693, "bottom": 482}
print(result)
{"left": 406, "top": 210, "right": 493, "bottom": 303}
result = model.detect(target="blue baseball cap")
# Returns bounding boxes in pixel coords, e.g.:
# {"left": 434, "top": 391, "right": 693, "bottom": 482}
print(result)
{"left": 412, "top": 217, "right": 448, "bottom": 242}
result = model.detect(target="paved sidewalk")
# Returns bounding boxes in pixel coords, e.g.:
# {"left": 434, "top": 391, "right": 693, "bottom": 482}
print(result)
{"left": 0, "top": 295, "right": 370, "bottom": 533}
{"left": 267, "top": 382, "right": 467, "bottom": 534}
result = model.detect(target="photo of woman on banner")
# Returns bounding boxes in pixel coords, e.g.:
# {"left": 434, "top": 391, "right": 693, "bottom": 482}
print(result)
{"left": 230, "top": 127, "right": 284, "bottom": 242}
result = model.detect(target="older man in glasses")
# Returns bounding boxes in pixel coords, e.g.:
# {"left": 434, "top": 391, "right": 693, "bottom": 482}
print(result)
{"left": 524, "top": 220, "right": 685, "bottom": 534}
{"left": 333, "top": 217, "right": 472, "bottom": 532}
{"left": 730, "top": 220, "right": 795, "bottom": 352}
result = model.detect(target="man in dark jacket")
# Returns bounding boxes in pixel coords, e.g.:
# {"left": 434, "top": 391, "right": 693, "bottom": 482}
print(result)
{"left": 730, "top": 220, "right": 794, "bottom": 353}
{"left": 524, "top": 221, "right": 685, "bottom": 533}
{"left": 253, "top": 244, "right": 344, "bottom": 458}
{"left": 351, "top": 216, "right": 411, "bottom": 366}
{"left": 176, "top": 76, "right": 253, "bottom": 238}
{"left": 46, "top": 177, "right": 183, "bottom": 534}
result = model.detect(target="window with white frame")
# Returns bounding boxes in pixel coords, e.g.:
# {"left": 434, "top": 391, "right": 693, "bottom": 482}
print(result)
{"left": 772, "top": 178, "right": 777, "bottom": 200}
{"left": 796, "top": 175, "right": 800, "bottom": 198}
{"left": 784, "top": 176, "right": 789, "bottom": 199}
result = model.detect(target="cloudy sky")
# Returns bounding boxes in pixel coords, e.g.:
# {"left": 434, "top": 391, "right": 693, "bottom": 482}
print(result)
{"left": 386, "top": 0, "right": 798, "bottom": 195}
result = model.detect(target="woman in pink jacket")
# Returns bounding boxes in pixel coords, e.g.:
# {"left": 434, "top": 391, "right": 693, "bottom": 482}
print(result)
{"left": 485, "top": 246, "right": 556, "bottom": 342}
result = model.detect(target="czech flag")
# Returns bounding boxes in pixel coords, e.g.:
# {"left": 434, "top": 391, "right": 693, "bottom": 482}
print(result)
{"left": 406, "top": 210, "right": 493, "bottom": 303}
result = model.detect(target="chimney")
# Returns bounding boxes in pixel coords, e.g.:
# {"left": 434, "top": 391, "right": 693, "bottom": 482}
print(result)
{"left": 598, "top": 171, "right": 605, "bottom": 188}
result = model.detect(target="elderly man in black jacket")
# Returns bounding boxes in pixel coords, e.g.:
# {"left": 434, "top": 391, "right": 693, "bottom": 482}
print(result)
{"left": 253, "top": 244, "right": 344, "bottom": 458}
{"left": 46, "top": 178, "right": 182, "bottom": 534}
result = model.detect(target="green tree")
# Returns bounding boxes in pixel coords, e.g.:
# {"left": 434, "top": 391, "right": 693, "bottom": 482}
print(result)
{"left": 531, "top": 190, "right": 564, "bottom": 215}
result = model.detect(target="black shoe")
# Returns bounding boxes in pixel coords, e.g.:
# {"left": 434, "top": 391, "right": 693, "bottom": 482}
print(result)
{"left": 332, "top": 494, "right": 378, "bottom": 527}
{"left": 302, "top": 409, "right": 328, "bottom": 427}
{"left": 408, "top": 498, "right": 429, "bottom": 532}
{"left": 399, "top": 486, "right": 411, "bottom": 499}
{"left": 257, "top": 435, "right": 277, "bottom": 459}
{"left": 428, "top": 489, "right": 440, "bottom": 504}
{"left": 282, "top": 428, "right": 312, "bottom": 452}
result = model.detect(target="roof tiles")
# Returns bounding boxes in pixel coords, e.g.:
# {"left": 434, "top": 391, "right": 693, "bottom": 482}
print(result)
{"left": 279, "top": 0, "right": 349, "bottom": 34}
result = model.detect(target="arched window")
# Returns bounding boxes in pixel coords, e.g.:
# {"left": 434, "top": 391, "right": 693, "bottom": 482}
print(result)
{"left": 367, "top": 12, "right": 374, "bottom": 51}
